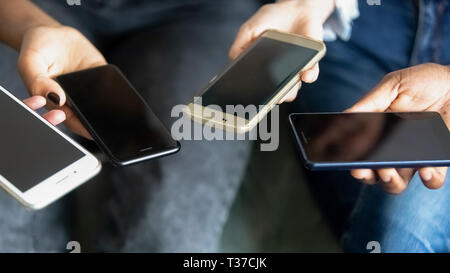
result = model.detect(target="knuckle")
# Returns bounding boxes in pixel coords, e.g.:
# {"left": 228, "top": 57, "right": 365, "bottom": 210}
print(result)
{"left": 239, "top": 24, "right": 252, "bottom": 35}
{"left": 260, "top": 3, "right": 275, "bottom": 11}
{"left": 384, "top": 71, "right": 399, "bottom": 81}
{"left": 60, "top": 25, "right": 81, "bottom": 36}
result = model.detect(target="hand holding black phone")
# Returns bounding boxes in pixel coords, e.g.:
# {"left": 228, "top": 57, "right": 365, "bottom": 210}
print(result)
{"left": 290, "top": 112, "right": 450, "bottom": 170}
{"left": 56, "top": 64, "right": 180, "bottom": 166}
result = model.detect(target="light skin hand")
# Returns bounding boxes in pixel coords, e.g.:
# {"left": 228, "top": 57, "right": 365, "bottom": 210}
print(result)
{"left": 347, "top": 63, "right": 450, "bottom": 194}
{"left": 229, "top": 0, "right": 335, "bottom": 102}
{"left": 18, "top": 25, "right": 107, "bottom": 139}
{"left": 0, "top": 0, "right": 107, "bottom": 139}
{"left": 23, "top": 96, "right": 66, "bottom": 126}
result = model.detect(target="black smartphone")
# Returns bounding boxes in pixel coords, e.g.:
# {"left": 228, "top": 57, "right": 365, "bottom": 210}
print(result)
{"left": 289, "top": 112, "right": 450, "bottom": 170}
{"left": 55, "top": 64, "right": 180, "bottom": 166}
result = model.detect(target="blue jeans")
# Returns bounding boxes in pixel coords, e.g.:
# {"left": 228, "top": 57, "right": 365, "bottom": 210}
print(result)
{"left": 0, "top": 0, "right": 448, "bottom": 252}
{"left": 293, "top": 0, "right": 450, "bottom": 252}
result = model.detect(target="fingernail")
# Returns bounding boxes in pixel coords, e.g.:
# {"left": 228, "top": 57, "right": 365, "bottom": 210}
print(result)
{"left": 422, "top": 170, "right": 432, "bottom": 181}
{"left": 47, "top": 92, "right": 60, "bottom": 105}
{"left": 382, "top": 176, "right": 391, "bottom": 183}
{"left": 304, "top": 73, "right": 314, "bottom": 82}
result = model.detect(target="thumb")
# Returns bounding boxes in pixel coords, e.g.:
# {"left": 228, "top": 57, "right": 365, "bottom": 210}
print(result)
{"left": 18, "top": 52, "right": 66, "bottom": 106}
{"left": 347, "top": 77, "right": 400, "bottom": 113}
{"left": 229, "top": 25, "right": 264, "bottom": 60}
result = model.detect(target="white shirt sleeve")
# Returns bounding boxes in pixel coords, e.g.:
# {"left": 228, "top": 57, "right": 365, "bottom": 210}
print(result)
{"left": 323, "top": 0, "right": 360, "bottom": 41}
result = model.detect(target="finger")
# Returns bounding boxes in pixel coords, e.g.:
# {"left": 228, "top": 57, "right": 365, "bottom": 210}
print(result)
{"left": 59, "top": 105, "right": 93, "bottom": 140}
{"left": 42, "top": 109, "right": 66, "bottom": 126}
{"left": 229, "top": 25, "right": 253, "bottom": 59}
{"left": 23, "top": 96, "right": 46, "bottom": 110}
{"left": 39, "top": 78, "right": 67, "bottom": 107}
{"left": 376, "top": 168, "right": 393, "bottom": 184}
{"left": 18, "top": 53, "right": 67, "bottom": 106}
{"left": 279, "top": 81, "right": 301, "bottom": 103}
{"left": 351, "top": 169, "right": 378, "bottom": 185}
{"left": 229, "top": 25, "right": 264, "bottom": 60}
{"left": 347, "top": 78, "right": 400, "bottom": 113}
{"left": 301, "top": 63, "right": 320, "bottom": 83}
{"left": 379, "top": 168, "right": 413, "bottom": 194}
{"left": 419, "top": 167, "right": 447, "bottom": 190}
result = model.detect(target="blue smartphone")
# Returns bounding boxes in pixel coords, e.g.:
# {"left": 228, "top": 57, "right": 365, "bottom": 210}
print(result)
{"left": 289, "top": 112, "right": 450, "bottom": 170}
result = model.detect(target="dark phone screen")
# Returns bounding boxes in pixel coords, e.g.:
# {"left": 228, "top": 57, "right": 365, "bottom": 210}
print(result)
{"left": 200, "top": 37, "right": 318, "bottom": 117}
{"left": 0, "top": 90, "right": 84, "bottom": 192}
{"left": 291, "top": 112, "right": 450, "bottom": 163}
{"left": 56, "top": 65, "right": 178, "bottom": 163}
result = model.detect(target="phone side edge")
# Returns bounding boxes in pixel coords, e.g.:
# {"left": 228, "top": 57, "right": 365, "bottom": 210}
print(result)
{"left": 288, "top": 113, "right": 317, "bottom": 170}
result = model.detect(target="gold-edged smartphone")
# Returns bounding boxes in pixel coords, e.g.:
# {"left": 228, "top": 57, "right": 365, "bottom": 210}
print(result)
{"left": 184, "top": 30, "right": 326, "bottom": 133}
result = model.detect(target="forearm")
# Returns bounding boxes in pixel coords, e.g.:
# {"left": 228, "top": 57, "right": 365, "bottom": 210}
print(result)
{"left": 0, "top": 0, "right": 60, "bottom": 50}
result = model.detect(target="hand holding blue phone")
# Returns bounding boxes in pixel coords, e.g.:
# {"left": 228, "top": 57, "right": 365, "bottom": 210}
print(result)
{"left": 347, "top": 63, "right": 450, "bottom": 194}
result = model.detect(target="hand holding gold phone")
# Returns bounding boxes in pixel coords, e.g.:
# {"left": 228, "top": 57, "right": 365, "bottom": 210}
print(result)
{"left": 185, "top": 30, "right": 326, "bottom": 133}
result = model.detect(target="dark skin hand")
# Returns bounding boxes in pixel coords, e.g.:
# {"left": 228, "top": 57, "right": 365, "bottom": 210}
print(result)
{"left": 347, "top": 63, "right": 450, "bottom": 194}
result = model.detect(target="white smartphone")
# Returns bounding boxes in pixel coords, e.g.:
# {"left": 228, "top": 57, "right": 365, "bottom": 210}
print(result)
{"left": 0, "top": 85, "right": 101, "bottom": 209}
{"left": 185, "top": 30, "right": 326, "bottom": 133}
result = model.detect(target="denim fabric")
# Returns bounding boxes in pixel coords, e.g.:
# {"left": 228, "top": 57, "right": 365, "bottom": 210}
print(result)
{"left": 293, "top": 0, "right": 450, "bottom": 252}
{"left": 343, "top": 174, "right": 450, "bottom": 253}
{"left": 0, "top": 0, "right": 448, "bottom": 253}
{"left": 411, "top": 0, "right": 450, "bottom": 65}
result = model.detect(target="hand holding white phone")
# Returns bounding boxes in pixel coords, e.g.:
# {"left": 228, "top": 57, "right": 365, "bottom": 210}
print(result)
{"left": 0, "top": 85, "right": 101, "bottom": 209}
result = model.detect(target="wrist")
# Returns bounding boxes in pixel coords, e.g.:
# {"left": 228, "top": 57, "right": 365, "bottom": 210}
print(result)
{"left": 19, "top": 19, "right": 61, "bottom": 48}
{"left": 283, "top": 0, "right": 335, "bottom": 23}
